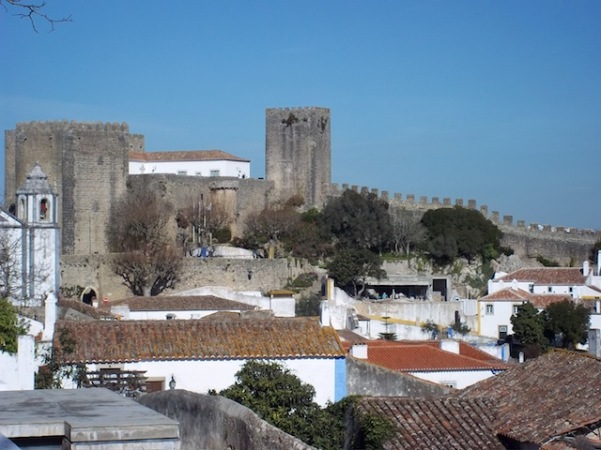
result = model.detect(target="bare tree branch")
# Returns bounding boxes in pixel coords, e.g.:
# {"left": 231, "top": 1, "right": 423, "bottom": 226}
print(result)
{"left": 1, "top": 0, "right": 71, "bottom": 32}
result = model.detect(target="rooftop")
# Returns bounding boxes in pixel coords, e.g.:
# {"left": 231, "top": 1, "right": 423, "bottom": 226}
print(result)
{"left": 129, "top": 150, "right": 249, "bottom": 163}
{"left": 481, "top": 288, "right": 571, "bottom": 308}
{"left": 344, "top": 340, "right": 507, "bottom": 372}
{"left": 355, "top": 396, "right": 504, "bottom": 450}
{"left": 457, "top": 350, "right": 601, "bottom": 445}
{"left": 55, "top": 316, "right": 345, "bottom": 364}
{"left": 495, "top": 267, "right": 586, "bottom": 285}
{"left": 0, "top": 388, "right": 179, "bottom": 444}
{"left": 108, "top": 295, "right": 255, "bottom": 312}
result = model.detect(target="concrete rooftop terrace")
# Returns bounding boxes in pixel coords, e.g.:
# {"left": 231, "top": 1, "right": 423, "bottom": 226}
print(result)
{"left": 0, "top": 388, "right": 179, "bottom": 449}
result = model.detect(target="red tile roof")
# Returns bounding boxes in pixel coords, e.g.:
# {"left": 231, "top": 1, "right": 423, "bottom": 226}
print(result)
{"left": 356, "top": 397, "right": 505, "bottom": 450}
{"left": 343, "top": 340, "right": 507, "bottom": 372}
{"left": 129, "top": 150, "right": 249, "bottom": 163}
{"left": 457, "top": 350, "right": 601, "bottom": 445}
{"left": 496, "top": 267, "right": 586, "bottom": 285}
{"left": 481, "top": 288, "right": 571, "bottom": 308}
{"left": 54, "top": 316, "right": 345, "bottom": 364}
{"left": 108, "top": 295, "right": 255, "bottom": 312}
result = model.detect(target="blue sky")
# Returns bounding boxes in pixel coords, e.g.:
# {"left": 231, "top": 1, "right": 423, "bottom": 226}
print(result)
{"left": 1, "top": 1, "right": 600, "bottom": 229}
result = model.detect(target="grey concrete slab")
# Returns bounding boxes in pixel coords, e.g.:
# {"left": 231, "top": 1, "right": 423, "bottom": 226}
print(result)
{"left": 0, "top": 389, "right": 179, "bottom": 445}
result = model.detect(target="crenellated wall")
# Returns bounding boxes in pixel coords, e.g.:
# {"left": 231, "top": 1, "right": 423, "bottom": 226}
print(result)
{"left": 326, "top": 183, "right": 600, "bottom": 263}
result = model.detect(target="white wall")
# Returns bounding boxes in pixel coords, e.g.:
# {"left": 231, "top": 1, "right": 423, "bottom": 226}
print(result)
{"left": 411, "top": 368, "right": 498, "bottom": 389}
{"left": 129, "top": 160, "right": 250, "bottom": 178}
{"left": 479, "top": 301, "right": 517, "bottom": 338}
{"left": 78, "top": 358, "right": 338, "bottom": 406}
{"left": 172, "top": 286, "right": 295, "bottom": 318}
{"left": 0, "top": 335, "right": 35, "bottom": 391}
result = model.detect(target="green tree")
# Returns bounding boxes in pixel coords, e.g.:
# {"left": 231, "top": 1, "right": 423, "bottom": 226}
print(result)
{"left": 326, "top": 248, "right": 385, "bottom": 297}
{"left": 421, "top": 206, "right": 503, "bottom": 264}
{"left": 320, "top": 189, "right": 392, "bottom": 252}
{"left": 544, "top": 300, "right": 590, "bottom": 349}
{"left": 218, "top": 361, "right": 323, "bottom": 445}
{"left": 295, "top": 293, "right": 322, "bottom": 317}
{"left": 0, "top": 298, "right": 26, "bottom": 354}
{"left": 511, "top": 302, "right": 548, "bottom": 356}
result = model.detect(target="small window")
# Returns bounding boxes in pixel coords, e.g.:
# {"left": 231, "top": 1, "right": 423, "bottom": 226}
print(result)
{"left": 166, "top": 313, "right": 176, "bottom": 320}
{"left": 547, "top": 287, "right": 553, "bottom": 293}
{"left": 195, "top": 172, "right": 202, "bottom": 176}
{"left": 210, "top": 170, "right": 220, "bottom": 177}
{"left": 177, "top": 170, "right": 187, "bottom": 176}
{"left": 485, "top": 304, "right": 494, "bottom": 315}
{"left": 40, "top": 198, "right": 49, "bottom": 221}
{"left": 512, "top": 305, "right": 519, "bottom": 315}
{"left": 528, "top": 284, "right": 534, "bottom": 293}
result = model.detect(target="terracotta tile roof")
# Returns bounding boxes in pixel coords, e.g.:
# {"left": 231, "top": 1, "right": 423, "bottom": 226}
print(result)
{"left": 356, "top": 397, "right": 505, "bottom": 450}
{"left": 129, "top": 150, "right": 249, "bottom": 163}
{"left": 481, "top": 288, "right": 571, "bottom": 308}
{"left": 343, "top": 339, "right": 502, "bottom": 364}
{"left": 496, "top": 267, "right": 586, "bottom": 285}
{"left": 343, "top": 340, "right": 507, "bottom": 372}
{"left": 54, "top": 316, "right": 345, "bottom": 364}
{"left": 481, "top": 287, "right": 532, "bottom": 301}
{"left": 108, "top": 295, "right": 255, "bottom": 312}
{"left": 457, "top": 350, "right": 601, "bottom": 445}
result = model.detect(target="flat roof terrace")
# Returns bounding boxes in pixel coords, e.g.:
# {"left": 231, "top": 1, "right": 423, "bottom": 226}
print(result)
{"left": 0, "top": 388, "right": 180, "bottom": 449}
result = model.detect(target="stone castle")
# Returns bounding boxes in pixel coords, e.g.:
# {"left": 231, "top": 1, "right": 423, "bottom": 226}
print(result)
{"left": 5, "top": 107, "right": 599, "bottom": 267}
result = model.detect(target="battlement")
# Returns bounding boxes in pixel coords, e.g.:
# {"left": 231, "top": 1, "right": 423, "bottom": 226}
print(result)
{"left": 15, "top": 120, "right": 130, "bottom": 134}
{"left": 267, "top": 106, "right": 330, "bottom": 113}
{"left": 327, "top": 183, "right": 601, "bottom": 239}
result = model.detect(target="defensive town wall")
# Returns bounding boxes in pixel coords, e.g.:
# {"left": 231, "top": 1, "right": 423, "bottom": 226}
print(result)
{"left": 6, "top": 116, "right": 598, "bottom": 271}
{"left": 325, "top": 183, "right": 600, "bottom": 264}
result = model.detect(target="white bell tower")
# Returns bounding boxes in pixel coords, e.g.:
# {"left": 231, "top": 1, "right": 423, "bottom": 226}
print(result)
{"left": 15, "top": 163, "right": 60, "bottom": 306}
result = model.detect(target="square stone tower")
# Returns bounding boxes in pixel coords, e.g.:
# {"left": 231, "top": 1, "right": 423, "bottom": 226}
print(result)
{"left": 265, "top": 107, "right": 331, "bottom": 208}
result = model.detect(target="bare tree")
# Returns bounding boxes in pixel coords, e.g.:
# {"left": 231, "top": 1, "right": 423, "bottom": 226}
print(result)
{"left": 106, "top": 184, "right": 181, "bottom": 296}
{"left": 389, "top": 207, "right": 426, "bottom": 256}
{"left": 1, "top": 1, "right": 71, "bottom": 32}
{"left": 177, "top": 195, "right": 233, "bottom": 251}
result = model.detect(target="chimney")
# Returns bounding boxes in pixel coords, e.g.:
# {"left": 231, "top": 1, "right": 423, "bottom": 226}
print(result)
{"left": 350, "top": 343, "right": 368, "bottom": 359}
{"left": 440, "top": 339, "right": 460, "bottom": 354}
{"left": 583, "top": 260, "right": 590, "bottom": 276}
{"left": 597, "top": 250, "right": 601, "bottom": 276}
{"left": 42, "top": 291, "right": 57, "bottom": 341}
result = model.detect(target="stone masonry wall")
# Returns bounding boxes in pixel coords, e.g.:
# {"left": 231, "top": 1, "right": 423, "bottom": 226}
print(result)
{"left": 266, "top": 107, "right": 331, "bottom": 208}
{"left": 61, "top": 254, "right": 313, "bottom": 302}
{"left": 5, "top": 121, "right": 137, "bottom": 255}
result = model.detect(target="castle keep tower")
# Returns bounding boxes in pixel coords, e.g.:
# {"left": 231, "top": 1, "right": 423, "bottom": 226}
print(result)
{"left": 265, "top": 107, "right": 331, "bottom": 208}
{"left": 5, "top": 121, "right": 143, "bottom": 255}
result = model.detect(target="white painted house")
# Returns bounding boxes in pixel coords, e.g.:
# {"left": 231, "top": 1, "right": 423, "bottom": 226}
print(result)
{"left": 56, "top": 314, "right": 346, "bottom": 406}
{"left": 108, "top": 295, "right": 257, "bottom": 320}
{"left": 344, "top": 339, "right": 507, "bottom": 389}
{"left": 129, "top": 150, "right": 250, "bottom": 178}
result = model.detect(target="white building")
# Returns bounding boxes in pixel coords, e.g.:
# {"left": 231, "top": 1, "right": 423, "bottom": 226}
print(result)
{"left": 0, "top": 163, "right": 60, "bottom": 307}
{"left": 56, "top": 314, "right": 347, "bottom": 406}
{"left": 345, "top": 339, "right": 507, "bottom": 389}
{"left": 129, "top": 150, "right": 250, "bottom": 178}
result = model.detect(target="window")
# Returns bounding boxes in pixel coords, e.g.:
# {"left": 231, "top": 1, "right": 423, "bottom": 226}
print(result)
{"left": 547, "top": 287, "right": 553, "bottom": 293}
{"left": 210, "top": 170, "right": 220, "bottom": 177}
{"left": 513, "top": 305, "right": 519, "bottom": 315}
{"left": 485, "top": 304, "right": 494, "bottom": 315}
{"left": 39, "top": 198, "right": 48, "bottom": 221}
{"left": 177, "top": 170, "right": 187, "bottom": 176}
{"left": 440, "top": 381, "right": 457, "bottom": 389}
{"left": 528, "top": 284, "right": 534, "bottom": 293}
{"left": 195, "top": 172, "right": 202, "bottom": 176}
